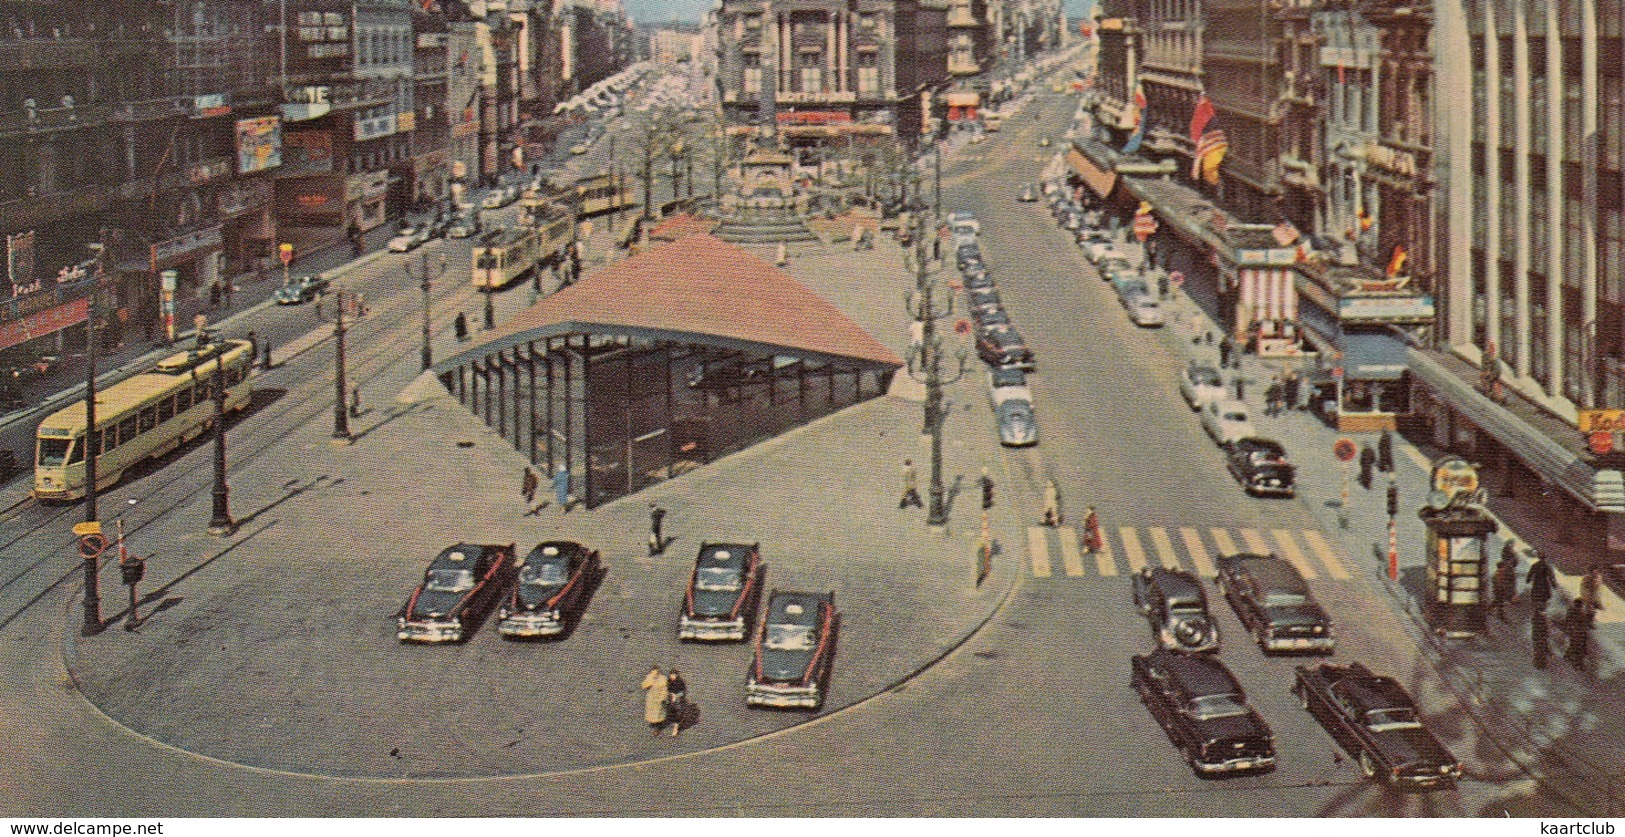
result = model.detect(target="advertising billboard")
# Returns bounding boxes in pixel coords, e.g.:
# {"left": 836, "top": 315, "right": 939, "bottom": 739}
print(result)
{"left": 236, "top": 116, "right": 283, "bottom": 174}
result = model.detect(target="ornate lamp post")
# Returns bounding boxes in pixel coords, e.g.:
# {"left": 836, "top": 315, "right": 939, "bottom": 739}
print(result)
{"left": 80, "top": 238, "right": 108, "bottom": 635}
{"left": 332, "top": 290, "right": 350, "bottom": 441}
{"left": 903, "top": 213, "right": 966, "bottom": 527}
{"left": 206, "top": 338, "right": 233, "bottom": 535}
{"left": 408, "top": 251, "right": 449, "bottom": 371}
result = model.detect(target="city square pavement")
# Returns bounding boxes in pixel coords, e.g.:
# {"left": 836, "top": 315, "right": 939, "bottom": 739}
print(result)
{"left": 1154, "top": 287, "right": 1625, "bottom": 814}
{"left": 44, "top": 217, "right": 1025, "bottom": 780}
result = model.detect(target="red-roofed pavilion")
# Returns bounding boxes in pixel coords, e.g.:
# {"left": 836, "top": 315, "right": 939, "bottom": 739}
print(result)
{"left": 434, "top": 234, "right": 903, "bottom": 508}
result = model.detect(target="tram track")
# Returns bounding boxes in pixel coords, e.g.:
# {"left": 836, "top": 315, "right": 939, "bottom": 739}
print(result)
{"left": 0, "top": 268, "right": 494, "bottom": 630}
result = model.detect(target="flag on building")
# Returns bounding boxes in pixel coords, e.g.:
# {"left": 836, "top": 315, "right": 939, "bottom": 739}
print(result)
{"left": 1386, "top": 245, "right": 1408, "bottom": 278}
{"left": 1121, "top": 82, "right": 1148, "bottom": 155}
{"left": 1188, "top": 94, "right": 1226, "bottom": 184}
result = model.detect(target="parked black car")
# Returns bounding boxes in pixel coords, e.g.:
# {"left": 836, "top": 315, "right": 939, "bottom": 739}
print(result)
{"left": 968, "top": 287, "right": 1002, "bottom": 311}
{"left": 679, "top": 542, "right": 765, "bottom": 642}
{"left": 976, "top": 324, "right": 1035, "bottom": 371}
{"left": 1224, "top": 437, "right": 1296, "bottom": 497}
{"left": 1131, "top": 648, "right": 1276, "bottom": 776}
{"left": 962, "top": 269, "right": 995, "bottom": 292}
{"left": 1292, "top": 662, "right": 1462, "bottom": 790}
{"left": 1215, "top": 553, "right": 1335, "bottom": 654}
{"left": 497, "top": 540, "right": 600, "bottom": 638}
{"left": 956, "top": 243, "right": 982, "bottom": 270}
{"left": 1131, "top": 567, "right": 1221, "bottom": 653}
{"left": 746, "top": 589, "right": 839, "bottom": 710}
{"left": 972, "top": 305, "right": 1010, "bottom": 331}
{"left": 396, "top": 543, "right": 515, "bottom": 643}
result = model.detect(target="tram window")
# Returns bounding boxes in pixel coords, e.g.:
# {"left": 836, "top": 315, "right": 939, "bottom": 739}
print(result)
{"left": 139, "top": 406, "right": 157, "bottom": 432}
{"left": 69, "top": 436, "right": 85, "bottom": 464}
{"left": 158, "top": 397, "right": 175, "bottom": 423}
{"left": 101, "top": 427, "right": 116, "bottom": 454}
{"left": 118, "top": 416, "right": 137, "bottom": 444}
{"left": 38, "top": 438, "right": 70, "bottom": 467}
{"left": 197, "top": 380, "right": 213, "bottom": 402}
{"left": 177, "top": 387, "right": 192, "bottom": 411}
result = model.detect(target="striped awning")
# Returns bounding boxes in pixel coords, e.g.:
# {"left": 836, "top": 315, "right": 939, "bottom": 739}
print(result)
{"left": 1067, "top": 149, "right": 1118, "bottom": 198}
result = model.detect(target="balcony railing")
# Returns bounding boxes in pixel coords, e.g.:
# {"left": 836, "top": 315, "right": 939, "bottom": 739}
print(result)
{"left": 0, "top": 102, "right": 113, "bottom": 136}
{"left": 107, "top": 96, "right": 191, "bottom": 123}
{"left": 0, "top": 38, "right": 97, "bottom": 68}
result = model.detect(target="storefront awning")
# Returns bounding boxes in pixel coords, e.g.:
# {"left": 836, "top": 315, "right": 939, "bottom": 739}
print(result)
{"left": 1339, "top": 330, "right": 1409, "bottom": 380}
{"left": 1067, "top": 149, "right": 1117, "bottom": 198}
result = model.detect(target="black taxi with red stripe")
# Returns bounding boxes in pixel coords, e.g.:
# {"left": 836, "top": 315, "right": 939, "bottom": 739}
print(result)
{"left": 396, "top": 543, "right": 515, "bottom": 643}
{"left": 498, "top": 540, "right": 601, "bottom": 638}
{"left": 746, "top": 589, "right": 839, "bottom": 710}
{"left": 678, "top": 542, "right": 764, "bottom": 642}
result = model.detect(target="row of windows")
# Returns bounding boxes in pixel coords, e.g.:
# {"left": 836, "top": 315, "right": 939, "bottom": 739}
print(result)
{"left": 70, "top": 368, "right": 245, "bottom": 462}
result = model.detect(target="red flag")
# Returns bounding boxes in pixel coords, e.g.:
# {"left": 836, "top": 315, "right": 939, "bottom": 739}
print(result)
{"left": 1189, "top": 94, "right": 1215, "bottom": 146}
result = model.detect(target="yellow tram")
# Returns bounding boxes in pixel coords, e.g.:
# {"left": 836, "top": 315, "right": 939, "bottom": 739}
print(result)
{"left": 33, "top": 339, "right": 255, "bottom": 501}
{"left": 570, "top": 172, "right": 636, "bottom": 217}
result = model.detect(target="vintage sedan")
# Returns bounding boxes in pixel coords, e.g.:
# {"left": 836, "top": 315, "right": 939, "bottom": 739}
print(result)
{"left": 396, "top": 543, "right": 515, "bottom": 643}
{"left": 497, "top": 540, "right": 600, "bottom": 638}
{"left": 1293, "top": 662, "right": 1461, "bottom": 789}
{"left": 976, "top": 324, "right": 1035, "bottom": 371}
{"left": 1132, "top": 649, "right": 1276, "bottom": 776}
{"left": 1200, "top": 399, "right": 1256, "bottom": 446}
{"left": 1132, "top": 567, "right": 1221, "bottom": 654}
{"left": 678, "top": 542, "right": 765, "bottom": 641}
{"left": 994, "top": 398, "right": 1039, "bottom": 447}
{"left": 1128, "top": 296, "right": 1165, "bottom": 328}
{"left": 973, "top": 305, "right": 1011, "bottom": 332}
{"left": 446, "top": 210, "right": 483, "bottom": 239}
{"left": 387, "top": 224, "right": 429, "bottom": 253}
{"left": 1225, "top": 437, "right": 1296, "bottom": 497}
{"left": 273, "top": 274, "right": 329, "bottom": 305}
{"left": 746, "top": 589, "right": 839, "bottom": 710}
{"left": 962, "top": 269, "right": 996, "bottom": 292}
{"left": 1216, "top": 552, "right": 1336, "bottom": 654}
{"left": 1180, "top": 362, "right": 1226, "bottom": 411}
{"left": 968, "top": 287, "right": 1003, "bottom": 312}
{"left": 956, "top": 243, "right": 983, "bottom": 270}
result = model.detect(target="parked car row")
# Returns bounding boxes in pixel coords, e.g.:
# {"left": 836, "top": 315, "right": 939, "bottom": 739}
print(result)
{"left": 1180, "top": 360, "right": 1298, "bottom": 497}
{"left": 1129, "top": 556, "right": 1457, "bottom": 788}
{"left": 395, "top": 540, "right": 840, "bottom": 711}
{"left": 949, "top": 210, "right": 1041, "bottom": 448}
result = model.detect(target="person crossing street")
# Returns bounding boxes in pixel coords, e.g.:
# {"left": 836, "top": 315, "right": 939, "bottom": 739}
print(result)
{"left": 1042, "top": 480, "right": 1061, "bottom": 527}
{"left": 1080, "top": 506, "right": 1104, "bottom": 554}
{"left": 899, "top": 459, "right": 923, "bottom": 509}
{"left": 980, "top": 467, "right": 996, "bottom": 510}
{"left": 648, "top": 502, "right": 667, "bottom": 556}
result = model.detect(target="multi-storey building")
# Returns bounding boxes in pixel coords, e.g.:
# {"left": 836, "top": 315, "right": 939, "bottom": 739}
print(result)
{"left": 1276, "top": 0, "right": 1322, "bottom": 232}
{"left": 1316, "top": 1, "right": 1381, "bottom": 262}
{"left": 1112, "top": 0, "right": 1201, "bottom": 159}
{"left": 410, "top": 6, "right": 452, "bottom": 208}
{"left": 1201, "top": 0, "right": 1286, "bottom": 220}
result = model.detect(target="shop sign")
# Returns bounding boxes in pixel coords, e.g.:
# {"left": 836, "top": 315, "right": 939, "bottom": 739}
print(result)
{"left": 216, "top": 179, "right": 271, "bottom": 217}
{"left": 396, "top": 111, "right": 415, "bottom": 132}
{"left": 1338, "top": 294, "right": 1436, "bottom": 323}
{"left": 0, "top": 297, "right": 88, "bottom": 352}
{"left": 191, "top": 93, "right": 232, "bottom": 119}
{"left": 1234, "top": 247, "right": 1299, "bottom": 267}
{"left": 1431, "top": 456, "right": 1481, "bottom": 503}
{"left": 235, "top": 116, "right": 283, "bottom": 174}
{"left": 149, "top": 226, "right": 223, "bottom": 270}
{"left": 6, "top": 230, "right": 35, "bottom": 290}
{"left": 296, "top": 194, "right": 331, "bottom": 208}
{"left": 777, "top": 111, "right": 852, "bottom": 125}
{"left": 345, "top": 172, "right": 389, "bottom": 202}
{"left": 1578, "top": 409, "right": 1625, "bottom": 433}
{"left": 780, "top": 91, "right": 856, "bottom": 104}
{"left": 283, "top": 131, "right": 333, "bottom": 170}
{"left": 355, "top": 113, "right": 399, "bottom": 142}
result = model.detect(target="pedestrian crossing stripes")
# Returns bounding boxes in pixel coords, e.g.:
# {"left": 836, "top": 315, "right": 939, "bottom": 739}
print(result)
{"left": 1024, "top": 525, "right": 1355, "bottom": 581}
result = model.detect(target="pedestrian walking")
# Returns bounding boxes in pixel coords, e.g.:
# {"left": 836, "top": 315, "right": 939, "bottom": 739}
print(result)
{"left": 454, "top": 312, "right": 469, "bottom": 342}
{"left": 1581, "top": 566, "right": 1606, "bottom": 613}
{"left": 1233, "top": 375, "right": 1246, "bottom": 402}
{"left": 1491, "top": 556, "right": 1518, "bottom": 622}
{"left": 208, "top": 281, "right": 222, "bottom": 310}
{"left": 246, "top": 330, "right": 258, "bottom": 366}
{"left": 347, "top": 222, "right": 363, "bottom": 257}
{"left": 314, "top": 292, "right": 324, "bottom": 321}
{"left": 1563, "top": 597, "right": 1594, "bottom": 671}
{"left": 1042, "top": 479, "right": 1061, "bottom": 527}
{"left": 553, "top": 465, "right": 571, "bottom": 512}
{"left": 1527, "top": 552, "right": 1557, "bottom": 615}
{"left": 223, "top": 281, "right": 234, "bottom": 310}
{"left": 1081, "top": 505, "right": 1104, "bottom": 554}
{"left": 1218, "top": 336, "right": 1233, "bottom": 369}
{"left": 1500, "top": 540, "right": 1522, "bottom": 579}
{"left": 899, "top": 459, "right": 923, "bottom": 509}
{"left": 649, "top": 502, "right": 667, "bottom": 556}
{"left": 1264, "top": 380, "right": 1283, "bottom": 417}
{"left": 641, "top": 666, "right": 669, "bottom": 736}
{"left": 980, "top": 467, "right": 996, "bottom": 510}
{"left": 1531, "top": 608, "right": 1550, "bottom": 669}
{"left": 664, "top": 669, "right": 688, "bottom": 737}
{"left": 1359, "top": 444, "right": 1376, "bottom": 490}
{"left": 1377, "top": 429, "right": 1394, "bottom": 473}
{"left": 1284, "top": 371, "right": 1301, "bottom": 411}
{"left": 521, "top": 467, "right": 539, "bottom": 505}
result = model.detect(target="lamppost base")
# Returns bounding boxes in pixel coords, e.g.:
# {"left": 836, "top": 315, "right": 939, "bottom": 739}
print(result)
{"left": 81, "top": 621, "right": 106, "bottom": 637}
{"left": 330, "top": 435, "right": 352, "bottom": 446}
{"left": 208, "top": 518, "right": 236, "bottom": 536}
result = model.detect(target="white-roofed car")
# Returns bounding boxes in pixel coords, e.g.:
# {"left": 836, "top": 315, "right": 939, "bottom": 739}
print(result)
{"left": 1179, "top": 362, "right": 1226, "bottom": 411}
{"left": 1200, "top": 399, "right": 1257, "bottom": 446}
{"left": 1128, "top": 295, "right": 1165, "bottom": 327}
{"left": 989, "top": 367, "right": 1038, "bottom": 447}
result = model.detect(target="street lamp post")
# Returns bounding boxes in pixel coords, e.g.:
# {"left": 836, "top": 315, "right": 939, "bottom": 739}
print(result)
{"left": 80, "top": 239, "right": 107, "bottom": 635}
{"left": 207, "top": 342, "right": 234, "bottom": 535}
{"left": 333, "top": 290, "right": 350, "bottom": 441}
{"left": 408, "top": 252, "right": 448, "bottom": 371}
{"left": 903, "top": 213, "right": 966, "bottom": 527}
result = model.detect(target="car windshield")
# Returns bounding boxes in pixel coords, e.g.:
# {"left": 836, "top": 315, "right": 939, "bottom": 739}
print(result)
{"left": 520, "top": 562, "right": 567, "bottom": 586}
{"left": 1224, "top": 411, "right": 1249, "bottom": 423}
{"left": 696, "top": 565, "right": 742, "bottom": 591}
{"left": 1263, "top": 591, "right": 1307, "bottom": 608}
{"left": 397, "top": 227, "right": 418, "bottom": 236}
{"left": 425, "top": 568, "right": 475, "bottom": 593}
{"left": 38, "top": 437, "right": 70, "bottom": 467}
{"left": 764, "top": 623, "right": 816, "bottom": 651}
{"left": 1365, "top": 707, "right": 1422, "bottom": 731}
{"left": 1193, "top": 370, "right": 1221, "bottom": 386}
{"left": 1186, "top": 693, "right": 1249, "bottom": 720}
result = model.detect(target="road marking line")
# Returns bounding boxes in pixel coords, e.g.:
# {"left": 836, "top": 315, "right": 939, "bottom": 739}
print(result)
{"left": 1119, "top": 527, "right": 1148, "bottom": 573}
{"left": 1149, "top": 527, "right": 1182, "bottom": 570}
{"left": 1056, "top": 527, "right": 1085, "bottom": 576}
{"left": 1027, "top": 526, "right": 1052, "bottom": 577}
{"left": 1270, "top": 529, "right": 1319, "bottom": 580}
{"left": 1181, "top": 527, "right": 1216, "bottom": 577}
{"left": 1301, "top": 530, "right": 1353, "bottom": 580}
{"left": 1402, "top": 444, "right": 1432, "bottom": 472}
{"left": 1210, "top": 528, "right": 1238, "bottom": 559}
{"left": 1239, "top": 528, "right": 1272, "bottom": 555}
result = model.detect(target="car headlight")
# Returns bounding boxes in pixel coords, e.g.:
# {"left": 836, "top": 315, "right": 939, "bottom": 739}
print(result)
{"left": 1312, "top": 625, "right": 1324, "bottom": 634}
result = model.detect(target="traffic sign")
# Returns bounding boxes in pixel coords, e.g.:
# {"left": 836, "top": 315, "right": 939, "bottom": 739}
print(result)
{"left": 1133, "top": 213, "right": 1159, "bottom": 242}
{"left": 279, "top": 243, "right": 294, "bottom": 265}
{"left": 77, "top": 533, "right": 107, "bottom": 559}
{"left": 1333, "top": 437, "right": 1358, "bottom": 462}
{"left": 1169, "top": 270, "right": 1185, "bottom": 287}
{"left": 955, "top": 319, "right": 971, "bottom": 335}
{"left": 1591, "top": 430, "right": 1614, "bottom": 456}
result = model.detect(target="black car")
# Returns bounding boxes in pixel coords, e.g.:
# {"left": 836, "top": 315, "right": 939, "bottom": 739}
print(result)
{"left": 1215, "top": 553, "right": 1335, "bottom": 654}
{"left": 1132, "top": 567, "right": 1221, "bottom": 653}
{"left": 1225, "top": 437, "right": 1296, "bottom": 497}
{"left": 678, "top": 542, "right": 765, "bottom": 641}
{"left": 956, "top": 243, "right": 982, "bottom": 270}
{"left": 1292, "top": 662, "right": 1462, "bottom": 790}
{"left": 496, "top": 540, "right": 601, "bottom": 638}
{"left": 972, "top": 304, "right": 1010, "bottom": 330}
{"left": 746, "top": 589, "right": 839, "bottom": 710}
{"left": 396, "top": 543, "right": 516, "bottom": 643}
{"left": 273, "top": 274, "right": 329, "bottom": 305}
{"left": 962, "top": 268, "right": 995, "bottom": 291}
{"left": 976, "top": 324, "right": 1035, "bottom": 371}
{"left": 968, "top": 287, "right": 1002, "bottom": 311}
{"left": 1131, "top": 648, "right": 1277, "bottom": 776}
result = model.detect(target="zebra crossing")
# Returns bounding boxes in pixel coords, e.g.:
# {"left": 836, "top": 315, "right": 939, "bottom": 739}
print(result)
{"left": 1025, "top": 524, "right": 1353, "bottom": 581}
